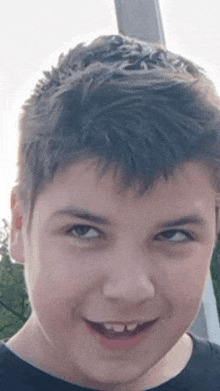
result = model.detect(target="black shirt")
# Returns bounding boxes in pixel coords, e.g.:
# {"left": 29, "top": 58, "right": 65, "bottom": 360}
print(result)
{"left": 1, "top": 334, "right": 220, "bottom": 390}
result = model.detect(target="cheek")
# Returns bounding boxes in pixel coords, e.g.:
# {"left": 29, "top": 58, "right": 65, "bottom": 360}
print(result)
{"left": 24, "top": 236, "right": 105, "bottom": 311}
{"left": 158, "top": 245, "right": 212, "bottom": 314}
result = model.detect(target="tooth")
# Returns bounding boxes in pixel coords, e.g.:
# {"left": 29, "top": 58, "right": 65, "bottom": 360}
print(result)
{"left": 112, "top": 324, "right": 126, "bottom": 333}
{"left": 126, "top": 323, "right": 138, "bottom": 331}
{"left": 103, "top": 323, "right": 126, "bottom": 333}
{"left": 104, "top": 323, "right": 113, "bottom": 330}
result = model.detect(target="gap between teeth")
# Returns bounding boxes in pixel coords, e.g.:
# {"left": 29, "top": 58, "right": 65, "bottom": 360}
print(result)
{"left": 103, "top": 323, "right": 141, "bottom": 333}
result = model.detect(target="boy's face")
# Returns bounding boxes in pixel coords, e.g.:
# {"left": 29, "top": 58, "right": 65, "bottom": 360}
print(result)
{"left": 12, "top": 161, "right": 217, "bottom": 389}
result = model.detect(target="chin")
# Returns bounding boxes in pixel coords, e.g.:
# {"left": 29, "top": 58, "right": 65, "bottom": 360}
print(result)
{"left": 77, "top": 364, "right": 145, "bottom": 390}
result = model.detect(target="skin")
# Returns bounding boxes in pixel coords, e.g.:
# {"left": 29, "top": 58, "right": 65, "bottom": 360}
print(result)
{"left": 8, "top": 161, "right": 217, "bottom": 390}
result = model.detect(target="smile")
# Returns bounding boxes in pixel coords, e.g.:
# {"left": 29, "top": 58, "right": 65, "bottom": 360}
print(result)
{"left": 85, "top": 319, "right": 157, "bottom": 339}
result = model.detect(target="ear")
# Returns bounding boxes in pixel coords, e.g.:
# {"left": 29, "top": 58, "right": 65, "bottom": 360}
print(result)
{"left": 10, "top": 187, "right": 26, "bottom": 265}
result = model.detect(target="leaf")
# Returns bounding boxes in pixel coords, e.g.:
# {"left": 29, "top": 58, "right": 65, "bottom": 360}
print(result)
{"left": 0, "top": 254, "right": 31, "bottom": 340}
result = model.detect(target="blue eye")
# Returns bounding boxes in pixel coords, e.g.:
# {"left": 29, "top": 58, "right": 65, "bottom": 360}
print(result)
{"left": 69, "top": 225, "right": 99, "bottom": 239}
{"left": 156, "top": 229, "right": 193, "bottom": 243}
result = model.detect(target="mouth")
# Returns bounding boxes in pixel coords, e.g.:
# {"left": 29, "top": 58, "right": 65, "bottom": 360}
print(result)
{"left": 85, "top": 319, "right": 157, "bottom": 340}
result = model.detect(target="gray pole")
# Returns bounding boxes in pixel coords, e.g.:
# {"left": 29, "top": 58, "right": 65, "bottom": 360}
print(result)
{"left": 114, "top": 0, "right": 165, "bottom": 46}
{"left": 114, "top": 0, "right": 220, "bottom": 344}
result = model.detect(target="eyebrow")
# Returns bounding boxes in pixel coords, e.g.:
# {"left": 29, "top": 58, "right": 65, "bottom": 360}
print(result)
{"left": 157, "top": 214, "right": 207, "bottom": 229}
{"left": 50, "top": 208, "right": 207, "bottom": 229}
{"left": 50, "top": 207, "right": 110, "bottom": 225}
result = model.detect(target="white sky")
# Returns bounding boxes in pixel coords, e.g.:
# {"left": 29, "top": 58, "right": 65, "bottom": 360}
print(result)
{"left": 1, "top": 0, "right": 220, "bottom": 222}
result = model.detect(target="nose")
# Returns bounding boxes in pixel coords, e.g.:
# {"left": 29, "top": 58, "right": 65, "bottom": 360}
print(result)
{"left": 103, "top": 247, "right": 156, "bottom": 305}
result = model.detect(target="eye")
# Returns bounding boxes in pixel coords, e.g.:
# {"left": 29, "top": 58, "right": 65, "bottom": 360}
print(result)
{"left": 68, "top": 225, "right": 100, "bottom": 240}
{"left": 155, "top": 229, "right": 193, "bottom": 243}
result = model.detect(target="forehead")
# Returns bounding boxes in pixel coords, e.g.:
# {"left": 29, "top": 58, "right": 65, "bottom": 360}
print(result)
{"left": 32, "top": 161, "right": 216, "bottom": 227}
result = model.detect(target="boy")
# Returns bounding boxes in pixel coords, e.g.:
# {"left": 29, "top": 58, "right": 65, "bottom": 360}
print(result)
{"left": 1, "top": 34, "right": 220, "bottom": 390}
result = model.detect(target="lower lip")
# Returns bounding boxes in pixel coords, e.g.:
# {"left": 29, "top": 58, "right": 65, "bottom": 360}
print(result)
{"left": 99, "top": 333, "right": 143, "bottom": 349}
{"left": 85, "top": 320, "right": 157, "bottom": 350}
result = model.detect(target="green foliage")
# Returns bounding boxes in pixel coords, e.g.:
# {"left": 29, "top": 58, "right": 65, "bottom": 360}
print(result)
{"left": 0, "top": 219, "right": 31, "bottom": 340}
{"left": 0, "top": 255, "right": 31, "bottom": 340}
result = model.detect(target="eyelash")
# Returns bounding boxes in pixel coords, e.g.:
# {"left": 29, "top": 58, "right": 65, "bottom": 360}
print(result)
{"left": 66, "top": 225, "right": 103, "bottom": 241}
{"left": 155, "top": 229, "right": 194, "bottom": 243}
{"left": 66, "top": 225, "right": 194, "bottom": 244}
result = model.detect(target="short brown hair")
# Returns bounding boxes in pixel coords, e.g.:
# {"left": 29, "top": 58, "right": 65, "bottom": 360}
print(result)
{"left": 17, "top": 34, "right": 220, "bottom": 220}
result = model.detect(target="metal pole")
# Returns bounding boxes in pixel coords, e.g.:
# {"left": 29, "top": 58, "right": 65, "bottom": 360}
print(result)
{"left": 114, "top": 0, "right": 165, "bottom": 46}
